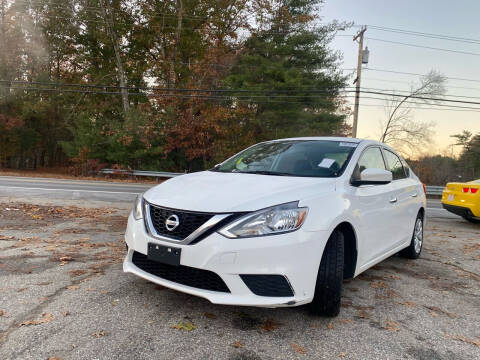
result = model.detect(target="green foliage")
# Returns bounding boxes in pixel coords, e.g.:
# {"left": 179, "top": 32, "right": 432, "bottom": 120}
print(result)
{"left": 224, "top": 0, "right": 348, "bottom": 141}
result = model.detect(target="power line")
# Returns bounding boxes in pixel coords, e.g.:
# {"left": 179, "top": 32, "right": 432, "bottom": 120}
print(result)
{"left": 365, "top": 25, "right": 480, "bottom": 45}
{"left": 363, "top": 68, "right": 480, "bottom": 83}
{"left": 5, "top": 84, "right": 480, "bottom": 113}
{"left": 365, "top": 37, "right": 480, "bottom": 57}
{"left": 0, "top": 80, "right": 352, "bottom": 93}
{"left": 359, "top": 103, "right": 480, "bottom": 113}
{"left": 362, "top": 77, "right": 480, "bottom": 92}
{"left": 360, "top": 86, "right": 480, "bottom": 101}
{"left": 5, "top": 84, "right": 480, "bottom": 112}
{"left": 5, "top": 80, "right": 480, "bottom": 105}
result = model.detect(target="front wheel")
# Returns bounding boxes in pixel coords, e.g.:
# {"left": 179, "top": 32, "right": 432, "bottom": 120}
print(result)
{"left": 463, "top": 216, "right": 480, "bottom": 224}
{"left": 400, "top": 214, "right": 424, "bottom": 259}
{"left": 309, "top": 230, "right": 344, "bottom": 317}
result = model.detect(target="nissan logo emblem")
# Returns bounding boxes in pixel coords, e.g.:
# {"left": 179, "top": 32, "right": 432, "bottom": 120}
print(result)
{"left": 165, "top": 214, "right": 180, "bottom": 231}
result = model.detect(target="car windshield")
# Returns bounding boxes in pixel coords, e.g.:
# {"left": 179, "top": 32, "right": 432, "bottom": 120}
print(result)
{"left": 212, "top": 140, "right": 358, "bottom": 177}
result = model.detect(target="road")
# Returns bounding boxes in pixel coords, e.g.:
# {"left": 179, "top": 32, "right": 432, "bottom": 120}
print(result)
{"left": 0, "top": 176, "right": 152, "bottom": 202}
{"left": 0, "top": 175, "right": 459, "bottom": 220}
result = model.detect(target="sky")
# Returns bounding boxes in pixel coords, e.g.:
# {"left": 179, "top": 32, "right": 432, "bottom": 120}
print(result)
{"left": 321, "top": 0, "right": 480, "bottom": 156}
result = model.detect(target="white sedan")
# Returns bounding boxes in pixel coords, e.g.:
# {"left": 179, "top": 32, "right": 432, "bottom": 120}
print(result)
{"left": 123, "top": 137, "right": 426, "bottom": 316}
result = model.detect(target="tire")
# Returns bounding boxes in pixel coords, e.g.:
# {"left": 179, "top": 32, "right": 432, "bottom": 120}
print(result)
{"left": 463, "top": 216, "right": 480, "bottom": 224}
{"left": 400, "top": 214, "right": 424, "bottom": 259}
{"left": 309, "top": 230, "right": 344, "bottom": 317}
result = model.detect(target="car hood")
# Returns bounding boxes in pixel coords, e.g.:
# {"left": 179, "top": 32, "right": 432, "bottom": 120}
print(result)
{"left": 143, "top": 171, "right": 336, "bottom": 212}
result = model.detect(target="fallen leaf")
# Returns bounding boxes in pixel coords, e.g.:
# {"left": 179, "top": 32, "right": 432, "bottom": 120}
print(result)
{"left": 327, "top": 322, "right": 334, "bottom": 329}
{"left": 385, "top": 274, "right": 401, "bottom": 280}
{"left": 425, "top": 306, "right": 457, "bottom": 319}
{"left": 16, "top": 288, "right": 27, "bottom": 292}
{"left": 231, "top": 341, "right": 244, "bottom": 348}
{"left": 259, "top": 319, "right": 282, "bottom": 332}
{"left": 92, "top": 330, "right": 107, "bottom": 338}
{"left": 383, "top": 320, "right": 400, "bottom": 332}
{"left": 291, "top": 343, "right": 306, "bottom": 355}
{"left": 69, "top": 269, "right": 87, "bottom": 277}
{"left": 204, "top": 312, "right": 217, "bottom": 319}
{"left": 47, "top": 357, "right": 62, "bottom": 360}
{"left": 66, "top": 285, "right": 79, "bottom": 290}
{"left": 445, "top": 334, "right": 480, "bottom": 347}
{"left": 356, "top": 310, "right": 370, "bottom": 319}
{"left": 339, "top": 352, "right": 346, "bottom": 358}
{"left": 399, "top": 301, "right": 417, "bottom": 308}
{"left": 21, "top": 312, "right": 53, "bottom": 326}
{"left": 370, "top": 281, "right": 388, "bottom": 289}
{"left": 61, "top": 311, "right": 70, "bottom": 317}
{"left": 171, "top": 321, "right": 196, "bottom": 331}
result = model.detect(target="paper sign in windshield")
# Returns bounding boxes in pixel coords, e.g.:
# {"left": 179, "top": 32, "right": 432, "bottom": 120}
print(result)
{"left": 318, "top": 158, "right": 336, "bottom": 168}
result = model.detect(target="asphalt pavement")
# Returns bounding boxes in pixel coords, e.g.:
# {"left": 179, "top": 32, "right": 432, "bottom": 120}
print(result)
{"left": 1, "top": 190, "right": 479, "bottom": 360}
{"left": 0, "top": 176, "right": 152, "bottom": 202}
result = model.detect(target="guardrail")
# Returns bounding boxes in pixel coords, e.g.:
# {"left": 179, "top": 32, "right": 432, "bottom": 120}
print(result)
{"left": 425, "top": 186, "right": 444, "bottom": 196}
{"left": 99, "top": 168, "right": 184, "bottom": 178}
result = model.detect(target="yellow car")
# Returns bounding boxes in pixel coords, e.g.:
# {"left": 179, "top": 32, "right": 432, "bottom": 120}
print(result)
{"left": 442, "top": 180, "right": 480, "bottom": 223}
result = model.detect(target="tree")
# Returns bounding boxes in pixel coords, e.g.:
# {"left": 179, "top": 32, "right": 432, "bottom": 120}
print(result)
{"left": 0, "top": 0, "right": 351, "bottom": 172}
{"left": 452, "top": 131, "right": 480, "bottom": 180}
{"left": 379, "top": 70, "right": 446, "bottom": 156}
{"left": 224, "top": 0, "right": 349, "bottom": 142}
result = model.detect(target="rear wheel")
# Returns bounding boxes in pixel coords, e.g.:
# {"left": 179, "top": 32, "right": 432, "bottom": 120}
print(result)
{"left": 309, "top": 230, "right": 344, "bottom": 317}
{"left": 463, "top": 216, "right": 480, "bottom": 224}
{"left": 400, "top": 214, "right": 424, "bottom": 259}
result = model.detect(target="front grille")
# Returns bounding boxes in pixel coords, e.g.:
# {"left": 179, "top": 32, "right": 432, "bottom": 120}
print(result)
{"left": 132, "top": 251, "right": 230, "bottom": 293}
{"left": 148, "top": 203, "right": 214, "bottom": 240}
{"left": 240, "top": 274, "right": 294, "bottom": 297}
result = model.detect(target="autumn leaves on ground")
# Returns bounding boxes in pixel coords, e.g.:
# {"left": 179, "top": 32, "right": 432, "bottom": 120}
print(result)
{"left": 0, "top": 199, "right": 479, "bottom": 360}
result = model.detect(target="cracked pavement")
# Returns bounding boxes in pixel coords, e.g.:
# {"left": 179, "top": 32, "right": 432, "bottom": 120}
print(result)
{"left": 0, "top": 196, "right": 479, "bottom": 360}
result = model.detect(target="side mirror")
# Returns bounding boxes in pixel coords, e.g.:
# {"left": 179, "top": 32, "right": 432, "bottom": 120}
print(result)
{"left": 352, "top": 168, "right": 392, "bottom": 186}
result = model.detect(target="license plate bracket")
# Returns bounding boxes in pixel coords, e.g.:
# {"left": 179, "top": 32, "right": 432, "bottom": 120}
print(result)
{"left": 447, "top": 194, "right": 454, "bottom": 201}
{"left": 147, "top": 243, "right": 181, "bottom": 266}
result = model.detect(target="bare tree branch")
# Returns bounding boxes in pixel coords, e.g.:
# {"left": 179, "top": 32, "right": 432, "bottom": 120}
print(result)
{"left": 379, "top": 70, "right": 446, "bottom": 156}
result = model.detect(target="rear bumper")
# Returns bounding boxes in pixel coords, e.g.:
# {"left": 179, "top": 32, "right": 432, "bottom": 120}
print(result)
{"left": 442, "top": 203, "right": 480, "bottom": 219}
{"left": 123, "top": 212, "right": 329, "bottom": 307}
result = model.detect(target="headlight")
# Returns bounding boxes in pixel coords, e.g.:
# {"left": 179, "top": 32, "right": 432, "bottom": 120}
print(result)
{"left": 218, "top": 202, "right": 308, "bottom": 238}
{"left": 133, "top": 194, "right": 143, "bottom": 220}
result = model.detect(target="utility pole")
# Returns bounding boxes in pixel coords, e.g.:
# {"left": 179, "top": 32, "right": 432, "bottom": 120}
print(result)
{"left": 352, "top": 26, "right": 367, "bottom": 138}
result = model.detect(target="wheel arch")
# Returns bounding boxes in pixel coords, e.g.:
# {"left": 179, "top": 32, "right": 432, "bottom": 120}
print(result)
{"left": 418, "top": 207, "right": 425, "bottom": 219}
{"left": 332, "top": 221, "right": 358, "bottom": 280}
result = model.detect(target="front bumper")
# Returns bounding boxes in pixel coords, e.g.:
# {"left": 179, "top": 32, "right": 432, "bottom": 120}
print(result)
{"left": 123, "top": 213, "right": 329, "bottom": 307}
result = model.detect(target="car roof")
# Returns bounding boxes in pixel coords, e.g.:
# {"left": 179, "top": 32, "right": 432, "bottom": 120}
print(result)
{"left": 268, "top": 136, "right": 384, "bottom": 146}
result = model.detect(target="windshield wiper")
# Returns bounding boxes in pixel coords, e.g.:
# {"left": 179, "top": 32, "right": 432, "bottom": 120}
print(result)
{"left": 240, "top": 170, "right": 294, "bottom": 176}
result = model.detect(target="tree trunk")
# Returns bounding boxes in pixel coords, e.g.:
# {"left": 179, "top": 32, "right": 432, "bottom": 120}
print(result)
{"left": 169, "top": 0, "right": 183, "bottom": 92}
{"left": 101, "top": 0, "right": 129, "bottom": 115}
{"left": 0, "top": 0, "right": 8, "bottom": 96}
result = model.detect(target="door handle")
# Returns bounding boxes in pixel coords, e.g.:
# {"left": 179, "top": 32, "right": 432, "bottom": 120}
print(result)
{"left": 411, "top": 192, "right": 418, "bottom": 197}
{"left": 390, "top": 197, "right": 398, "bottom": 203}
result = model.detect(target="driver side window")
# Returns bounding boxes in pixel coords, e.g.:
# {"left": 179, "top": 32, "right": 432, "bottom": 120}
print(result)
{"left": 352, "top": 147, "right": 386, "bottom": 181}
